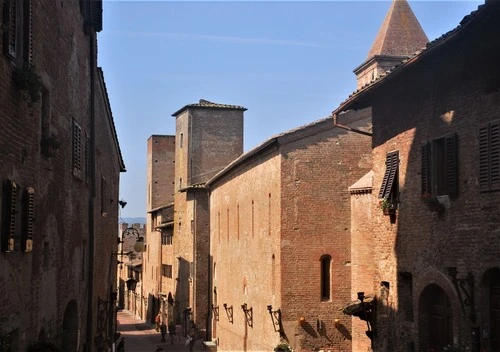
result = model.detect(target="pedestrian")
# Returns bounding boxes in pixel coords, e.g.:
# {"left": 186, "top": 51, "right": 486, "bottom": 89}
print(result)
{"left": 160, "top": 321, "right": 167, "bottom": 343}
{"left": 117, "top": 337, "right": 125, "bottom": 352}
{"left": 188, "top": 321, "right": 197, "bottom": 352}
{"left": 175, "top": 322, "right": 182, "bottom": 343}
{"left": 168, "top": 321, "right": 176, "bottom": 344}
{"left": 155, "top": 312, "right": 161, "bottom": 332}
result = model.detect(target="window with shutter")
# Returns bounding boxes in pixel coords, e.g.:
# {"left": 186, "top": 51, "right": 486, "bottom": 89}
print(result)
{"left": 479, "top": 120, "right": 500, "bottom": 192}
{"left": 90, "top": 0, "right": 103, "bottom": 32}
{"left": 421, "top": 143, "right": 431, "bottom": 195}
{"left": 22, "top": 187, "right": 34, "bottom": 252}
{"left": 73, "top": 120, "right": 82, "bottom": 177}
{"left": 2, "top": 179, "right": 18, "bottom": 252}
{"left": 101, "top": 176, "right": 107, "bottom": 216}
{"left": 421, "top": 134, "right": 459, "bottom": 197}
{"left": 3, "top": 0, "right": 32, "bottom": 63}
{"left": 22, "top": 0, "right": 32, "bottom": 64}
{"left": 378, "top": 151, "right": 399, "bottom": 200}
{"left": 3, "top": 0, "right": 18, "bottom": 59}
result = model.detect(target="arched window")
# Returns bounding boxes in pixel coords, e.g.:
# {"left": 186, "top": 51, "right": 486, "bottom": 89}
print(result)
{"left": 320, "top": 255, "right": 331, "bottom": 301}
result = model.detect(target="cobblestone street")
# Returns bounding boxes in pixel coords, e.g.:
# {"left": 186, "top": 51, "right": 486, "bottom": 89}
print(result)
{"left": 116, "top": 310, "right": 205, "bottom": 352}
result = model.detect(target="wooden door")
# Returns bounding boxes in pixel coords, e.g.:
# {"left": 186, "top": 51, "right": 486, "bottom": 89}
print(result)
{"left": 491, "top": 279, "right": 500, "bottom": 351}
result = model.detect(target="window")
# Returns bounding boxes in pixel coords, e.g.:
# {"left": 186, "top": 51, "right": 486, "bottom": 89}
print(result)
{"left": 320, "top": 255, "right": 331, "bottom": 301}
{"left": 2, "top": 179, "right": 18, "bottom": 252}
{"left": 22, "top": 187, "right": 34, "bottom": 252}
{"left": 85, "top": 134, "right": 91, "bottom": 183}
{"left": 101, "top": 177, "right": 107, "bottom": 216}
{"left": 72, "top": 120, "right": 82, "bottom": 177}
{"left": 379, "top": 151, "right": 399, "bottom": 201}
{"left": 161, "top": 234, "right": 172, "bottom": 245}
{"left": 3, "top": 0, "right": 32, "bottom": 63}
{"left": 162, "top": 264, "right": 173, "bottom": 278}
{"left": 2, "top": 180, "right": 34, "bottom": 253}
{"left": 180, "top": 133, "right": 183, "bottom": 148}
{"left": 421, "top": 134, "right": 458, "bottom": 196}
{"left": 479, "top": 121, "right": 500, "bottom": 192}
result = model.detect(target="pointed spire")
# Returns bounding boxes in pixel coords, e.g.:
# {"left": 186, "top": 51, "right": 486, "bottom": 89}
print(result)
{"left": 367, "top": 0, "right": 428, "bottom": 59}
{"left": 354, "top": 0, "right": 428, "bottom": 89}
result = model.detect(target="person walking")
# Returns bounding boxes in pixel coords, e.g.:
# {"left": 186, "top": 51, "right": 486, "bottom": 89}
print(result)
{"left": 188, "top": 321, "right": 197, "bottom": 352}
{"left": 160, "top": 321, "right": 167, "bottom": 343}
{"left": 155, "top": 312, "right": 161, "bottom": 332}
{"left": 168, "top": 321, "right": 175, "bottom": 344}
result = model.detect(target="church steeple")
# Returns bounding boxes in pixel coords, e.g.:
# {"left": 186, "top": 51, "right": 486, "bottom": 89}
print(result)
{"left": 354, "top": 0, "right": 428, "bottom": 89}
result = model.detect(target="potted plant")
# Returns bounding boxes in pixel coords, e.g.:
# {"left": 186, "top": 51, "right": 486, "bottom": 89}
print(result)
{"left": 274, "top": 343, "right": 293, "bottom": 352}
{"left": 379, "top": 198, "right": 396, "bottom": 216}
{"left": 421, "top": 193, "right": 444, "bottom": 213}
{"left": 12, "top": 62, "right": 43, "bottom": 105}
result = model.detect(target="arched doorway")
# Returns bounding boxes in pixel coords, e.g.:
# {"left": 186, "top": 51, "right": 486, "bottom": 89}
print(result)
{"left": 419, "top": 284, "right": 452, "bottom": 352}
{"left": 62, "top": 300, "right": 79, "bottom": 352}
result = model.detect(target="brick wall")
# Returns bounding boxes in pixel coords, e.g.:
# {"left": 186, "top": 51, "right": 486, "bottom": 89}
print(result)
{"left": 209, "top": 113, "right": 372, "bottom": 351}
{"left": 348, "top": 5, "right": 500, "bottom": 351}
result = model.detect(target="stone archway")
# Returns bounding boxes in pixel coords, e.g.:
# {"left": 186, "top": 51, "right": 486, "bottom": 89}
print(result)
{"left": 418, "top": 284, "right": 452, "bottom": 352}
{"left": 62, "top": 300, "right": 79, "bottom": 352}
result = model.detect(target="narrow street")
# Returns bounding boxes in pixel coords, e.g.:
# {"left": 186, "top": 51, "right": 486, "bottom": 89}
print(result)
{"left": 116, "top": 310, "right": 205, "bottom": 352}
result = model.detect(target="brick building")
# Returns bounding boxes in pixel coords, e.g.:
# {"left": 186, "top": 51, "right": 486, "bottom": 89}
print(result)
{"left": 207, "top": 113, "right": 372, "bottom": 351}
{"left": 169, "top": 100, "right": 246, "bottom": 336}
{"left": 0, "top": 1, "right": 125, "bottom": 351}
{"left": 143, "top": 135, "right": 175, "bottom": 325}
{"left": 333, "top": 1, "right": 500, "bottom": 351}
{"left": 117, "top": 223, "right": 146, "bottom": 318}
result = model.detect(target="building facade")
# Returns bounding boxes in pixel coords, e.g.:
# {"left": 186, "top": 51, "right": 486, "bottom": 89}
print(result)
{"left": 334, "top": 1, "right": 500, "bottom": 351}
{"left": 0, "top": 1, "right": 125, "bottom": 351}
{"left": 207, "top": 113, "right": 372, "bottom": 351}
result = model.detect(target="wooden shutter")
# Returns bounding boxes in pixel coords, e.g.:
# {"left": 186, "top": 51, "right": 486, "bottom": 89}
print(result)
{"left": 479, "top": 124, "right": 490, "bottom": 190}
{"left": 479, "top": 121, "right": 500, "bottom": 191}
{"left": 23, "top": 187, "right": 34, "bottom": 252}
{"left": 445, "top": 134, "right": 458, "bottom": 196}
{"left": 378, "top": 151, "right": 399, "bottom": 199}
{"left": 421, "top": 142, "right": 431, "bottom": 195}
{"left": 490, "top": 121, "right": 500, "bottom": 190}
{"left": 3, "top": 180, "right": 18, "bottom": 252}
{"left": 90, "top": 0, "right": 103, "bottom": 32}
{"left": 23, "top": 0, "right": 33, "bottom": 63}
{"left": 73, "top": 120, "right": 82, "bottom": 176}
{"left": 101, "top": 177, "right": 107, "bottom": 216}
{"left": 3, "top": 0, "right": 17, "bottom": 59}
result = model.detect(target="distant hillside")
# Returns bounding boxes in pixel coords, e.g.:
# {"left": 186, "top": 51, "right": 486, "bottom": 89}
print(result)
{"left": 122, "top": 217, "right": 146, "bottom": 225}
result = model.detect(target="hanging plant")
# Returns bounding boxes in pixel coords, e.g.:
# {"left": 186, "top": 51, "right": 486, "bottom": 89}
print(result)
{"left": 274, "top": 343, "right": 293, "bottom": 352}
{"left": 12, "top": 62, "right": 43, "bottom": 105}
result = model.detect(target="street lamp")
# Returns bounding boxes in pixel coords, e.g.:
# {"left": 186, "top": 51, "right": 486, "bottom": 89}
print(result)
{"left": 117, "top": 227, "right": 146, "bottom": 253}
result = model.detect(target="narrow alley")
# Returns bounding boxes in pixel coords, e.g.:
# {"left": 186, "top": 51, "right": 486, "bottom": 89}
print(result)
{"left": 116, "top": 310, "right": 205, "bottom": 352}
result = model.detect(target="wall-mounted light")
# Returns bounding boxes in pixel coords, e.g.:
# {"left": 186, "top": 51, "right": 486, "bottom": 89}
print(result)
{"left": 126, "top": 278, "right": 137, "bottom": 292}
{"left": 446, "top": 267, "right": 476, "bottom": 322}
{"left": 267, "top": 305, "right": 283, "bottom": 334}
{"left": 223, "top": 303, "right": 233, "bottom": 323}
{"left": 298, "top": 316, "right": 306, "bottom": 327}
{"left": 117, "top": 227, "right": 146, "bottom": 253}
{"left": 211, "top": 304, "right": 219, "bottom": 321}
{"left": 241, "top": 303, "right": 253, "bottom": 328}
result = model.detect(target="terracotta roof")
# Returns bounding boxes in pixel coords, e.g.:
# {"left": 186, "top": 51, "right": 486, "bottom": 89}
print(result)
{"left": 172, "top": 99, "right": 247, "bottom": 117}
{"left": 349, "top": 170, "right": 374, "bottom": 194}
{"left": 333, "top": 2, "right": 487, "bottom": 116}
{"left": 367, "top": 0, "right": 428, "bottom": 59}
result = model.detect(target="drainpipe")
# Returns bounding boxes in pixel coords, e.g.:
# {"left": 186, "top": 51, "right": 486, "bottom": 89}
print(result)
{"left": 333, "top": 113, "right": 372, "bottom": 137}
{"left": 86, "top": 31, "right": 97, "bottom": 352}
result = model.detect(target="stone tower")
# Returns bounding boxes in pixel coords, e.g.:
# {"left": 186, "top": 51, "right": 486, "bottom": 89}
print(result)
{"left": 354, "top": 0, "right": 428, "bottom": 89}
{"left": 170, "top": 99, "right": 246, "bottom": 333}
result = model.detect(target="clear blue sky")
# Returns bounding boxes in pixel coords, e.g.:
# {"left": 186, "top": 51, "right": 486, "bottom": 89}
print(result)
{"left": 98, "top": 0, "right": 483, "bottom": 218}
